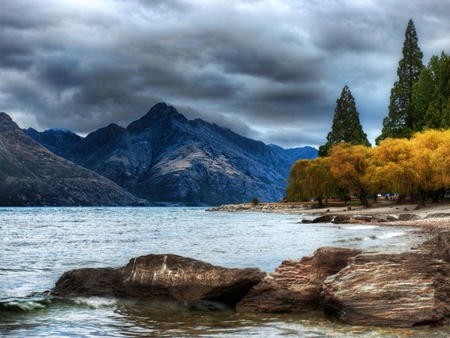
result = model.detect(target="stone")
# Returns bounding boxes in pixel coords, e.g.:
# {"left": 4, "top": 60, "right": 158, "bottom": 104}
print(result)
{"left": 398, "top": 213, "right": 420, "bottom": 221}
{"left": 419, "top": 231, "right": 450, "bottom": 262}
{"left": 51, "top": 268, "right": 117, "bottom": 297}
{"left": 425, "top": 213, "right": 450, "bottom": 219}
{"left": 311, "top": 215, "right": 333, "bottom": 223}
{"left": 333, "top": 215, "right": 351, "bottom": 224}
{"left": 321, "top": 250, "right": 450, "bottom": 327}
{"left": 114, "top": 254, "right": 266, "bottom": 305}
{"left": 51, "top": 254, "right": 266, "bottom": 307}
{"left": 236, "top": 247, "right": 362, "bottom": 313}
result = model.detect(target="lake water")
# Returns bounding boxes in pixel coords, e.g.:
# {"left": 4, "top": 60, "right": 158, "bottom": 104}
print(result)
{"left": 1, "top": 207, "right": 449, "bottom": 337}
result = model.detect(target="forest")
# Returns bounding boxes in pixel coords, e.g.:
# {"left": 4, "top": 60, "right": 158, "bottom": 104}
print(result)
{"left": 286, "top": 19, "right": 450, "bottom": 208}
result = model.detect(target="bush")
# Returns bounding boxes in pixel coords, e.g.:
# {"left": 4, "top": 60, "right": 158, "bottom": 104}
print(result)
{"left": 251, "top": 197, "right": 260, "bottom": 206}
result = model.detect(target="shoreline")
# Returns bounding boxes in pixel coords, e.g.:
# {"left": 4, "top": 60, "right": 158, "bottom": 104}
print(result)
{"left": 207, "top": 201, "right": 450, "bottom": 235}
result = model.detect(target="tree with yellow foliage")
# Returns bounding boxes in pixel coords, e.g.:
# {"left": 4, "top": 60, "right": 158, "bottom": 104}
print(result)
{"left": 286, "top": 157, "right": 338, "bottom": 207}
{"left": 373, "top": 129, "right": 447, "bottom": 207}
{"left": 327, "top": 143, "right": 373, "bottom": 208}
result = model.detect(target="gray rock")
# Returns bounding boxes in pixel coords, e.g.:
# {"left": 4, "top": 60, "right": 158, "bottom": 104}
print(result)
{"left": 398, "top": 213, "right": 420, "bottom": 221}
{"left": 312, "top": 215, "right": 333, "bottom": 223}
{"left": 236, "top": 247, "right": 362, "bottom": 313}
{"left": 51, "top": 254, "right": 266, "bottom": 307}
{"left": 321, "top": 250, "right": 450, "bottom": 327}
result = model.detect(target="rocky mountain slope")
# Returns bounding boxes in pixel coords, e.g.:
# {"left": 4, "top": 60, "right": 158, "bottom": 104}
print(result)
{"left": 0, "top": 112, "right": 142, "bottom": 206}
{"left": 25, "top": 103, "right": 317, "bottom": 205}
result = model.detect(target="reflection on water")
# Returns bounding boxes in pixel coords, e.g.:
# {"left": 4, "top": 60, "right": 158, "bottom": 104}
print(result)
{"left": 1, "top": 207, "right": 448, "bottom": 337}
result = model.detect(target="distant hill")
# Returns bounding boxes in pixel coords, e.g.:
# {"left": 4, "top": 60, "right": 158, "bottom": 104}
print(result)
{"left": 0, "top": 112, "right": 142, "bottom": 206}
{"left": 25, "top": 103, "right": 318, "bottom": 205}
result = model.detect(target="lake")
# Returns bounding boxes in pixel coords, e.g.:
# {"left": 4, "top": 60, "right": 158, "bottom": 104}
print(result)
{"left": 1, "top": 207, "right": 448, "bottom": 337}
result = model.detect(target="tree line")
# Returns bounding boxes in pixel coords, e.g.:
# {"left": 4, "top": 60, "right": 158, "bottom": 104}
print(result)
{"left": 287, "top": 19, "right": 450, "bottom": 207}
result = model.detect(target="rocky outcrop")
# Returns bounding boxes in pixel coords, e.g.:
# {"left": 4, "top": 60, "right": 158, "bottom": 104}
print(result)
{"left": 236, "top": 247, "right": 362, "bottom": 313}
{"left": 51, "top": 254, "right": 266, "bottom": 307}
{"left": 321, "top": 250, "right": 450, "bottom": 327}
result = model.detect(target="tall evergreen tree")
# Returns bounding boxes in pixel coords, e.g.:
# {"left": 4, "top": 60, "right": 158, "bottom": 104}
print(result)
{"left": 376, "top": 19, "right": 423, "bottom": 144}
{"left": 319, "top": 85, "right": 371, "bottom": 157}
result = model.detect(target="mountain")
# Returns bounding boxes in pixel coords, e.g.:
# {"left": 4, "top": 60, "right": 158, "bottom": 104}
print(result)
{"left": 26, "top": 103, "right": 318, "bottom": 205}
{"left": 23, "top": 127, "right": 82, "bottom": 154}
{"left": 0, "top": 112, "right": 143, "bottom": 206}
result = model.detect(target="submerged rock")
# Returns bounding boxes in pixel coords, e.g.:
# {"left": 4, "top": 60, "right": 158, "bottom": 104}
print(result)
{"left": 236, "top": 247, "right": 362, "bottom": 313}
{"left": 51, "top": 254, "right": 265, "bottom": 307}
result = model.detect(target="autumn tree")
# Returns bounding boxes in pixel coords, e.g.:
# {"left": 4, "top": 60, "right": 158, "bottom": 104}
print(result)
{"left": 319, "top": 85, "right": 371, "bottom": 157}
{"left": 373, "top": 130, "right": 447, "bottom": 207}
{"left": 286, "top": 157, "right": 338, "bottom": 207}
{"left": 376, "top": 19, "right": 423, "bottom": 143}
{"left": 327, "top": 143, "right": 373, "bottom": 208}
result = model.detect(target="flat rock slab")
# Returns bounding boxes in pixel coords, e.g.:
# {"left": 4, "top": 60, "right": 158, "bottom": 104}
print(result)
{"left": 236, "top": 247, "right": 362, "bottom": 313}
{"left": 321, "top": 250, "right": 450, "bottom": 327}
{"left": 51, "top": 254, "right": 266, "bottom": 307}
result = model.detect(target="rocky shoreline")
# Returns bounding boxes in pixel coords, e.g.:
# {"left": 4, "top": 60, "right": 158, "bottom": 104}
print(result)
{"left": 207, "top": 201, "right": 450, "bottom": 234}
{"left": 49, "top": 232, "right": 450, "bottom": 327}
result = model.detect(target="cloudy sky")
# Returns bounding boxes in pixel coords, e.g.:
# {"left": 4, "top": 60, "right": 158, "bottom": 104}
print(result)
{"left": 1, "top": 0, "right": 449, "bottom": 148}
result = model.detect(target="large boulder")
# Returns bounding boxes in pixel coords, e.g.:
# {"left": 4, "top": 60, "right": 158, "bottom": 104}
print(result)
{"left": 51, "top": 268, "right": 117, "bottom": 297}
{"left": 236, "top": 247, "right": 362, "bottom": 313}
{"left": 321, "top": 250, "right": 450, "bottom": 327}
{"left": 113, "top": 254, "right": 266, "bottom": 305}
{"left": 51, "top": 254, "right": 266, "bottom": 307}
{"left": 419, "top": 231, "right": 450, "bottom": 262}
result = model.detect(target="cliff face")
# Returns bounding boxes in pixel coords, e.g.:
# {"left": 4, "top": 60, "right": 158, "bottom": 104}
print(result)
{"left": 26, "top": 103, "right": 317, "bottom": 205}
{"left": 0, "top": 112, "right": 142, "bottom": 206}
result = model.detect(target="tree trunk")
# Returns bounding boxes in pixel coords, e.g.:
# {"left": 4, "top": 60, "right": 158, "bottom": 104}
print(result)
{"left": 317, "top": 197, "right": 324, "bottom": 208}
{"left": 359, "top": 192, "right": 369, "bottom": 208}
{"left": 416, "top": 191, "right": 426, "bottom": 208}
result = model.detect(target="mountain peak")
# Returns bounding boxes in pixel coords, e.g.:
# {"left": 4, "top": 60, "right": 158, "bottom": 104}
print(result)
{"left": 127, "top": 102, "right": 186, "bottom": 134}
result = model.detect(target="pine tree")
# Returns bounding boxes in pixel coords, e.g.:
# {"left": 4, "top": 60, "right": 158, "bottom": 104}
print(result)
{"left": 376, "top": 19, "right": 423, "bottom": 144}
{"left": 319, "top": 85, "right": 371, "bottom": 157}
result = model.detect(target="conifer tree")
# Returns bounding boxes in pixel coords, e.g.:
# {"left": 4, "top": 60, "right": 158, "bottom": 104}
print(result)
{"left": 376, "top": 19, "right": 423, "bottom": 144}
{"left": 319, "top": 85, "right": 371, "bottom": 157}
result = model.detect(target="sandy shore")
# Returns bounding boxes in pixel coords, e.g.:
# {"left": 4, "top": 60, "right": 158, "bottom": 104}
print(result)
{"left": 207, "top": 201, "right": 450, "bottom": 235}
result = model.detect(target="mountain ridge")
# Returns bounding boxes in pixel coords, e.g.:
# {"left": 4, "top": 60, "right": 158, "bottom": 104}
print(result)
{"left": 24, "top": 103, "right": 318, "bottom": 205}
{"left": 0, "top": 112, "right": 143, "bottom": 206}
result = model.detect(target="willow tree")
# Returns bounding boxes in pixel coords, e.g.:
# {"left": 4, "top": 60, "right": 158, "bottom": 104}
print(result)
{"left": 327, "top": 143, "right": 373, "bottom": 208}
{"left": 377, "top": 19, "right": 423, "bottom": 143}
{"left": 373, "top": 130, "right": 446, "bottom": 207}
{"left": 286, "top": 157, "right": 337, "bottom": 207}
{"left": 319, "top": 85, "right": 371, "bottom": 157}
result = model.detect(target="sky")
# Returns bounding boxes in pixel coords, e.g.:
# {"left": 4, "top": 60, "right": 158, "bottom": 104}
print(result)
{"left": 1, "top": 0, "right": 450, "bottom": 149}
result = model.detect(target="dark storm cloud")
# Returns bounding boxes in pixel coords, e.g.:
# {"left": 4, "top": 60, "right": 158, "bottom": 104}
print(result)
{"left": 1, "top": 0, "right": 449, "bottom": 147}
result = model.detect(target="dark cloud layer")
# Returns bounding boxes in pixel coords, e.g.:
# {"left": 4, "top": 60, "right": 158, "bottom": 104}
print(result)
{"left": 1, "top": 0, "right": 449, "bottom": 148}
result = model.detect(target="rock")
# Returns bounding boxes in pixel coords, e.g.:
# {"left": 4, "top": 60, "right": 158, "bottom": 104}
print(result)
{"left": 425, "top": 213, "right": 450, "bottom": 219}
{"left": 353, "top": 216, "right": 372, "bottom": 223}
{"left": 236, "top": 247, "right": 362, "bottom": 313}
{"left": 51, "top": 268, "right": 117, "bottom": 297}
{"left": 419, "top": 231, "right": 450, "bottom": 262}
{"left": 114, "top": 254, "right": 266, "bottom": 305}
{"left": 321, "top": 250, "right": 450, "bottom": 327}
{"left": 333, "top": 215, "right": 351, "bottom": 224}
{"left": 51, "top": 254, "right": 266, "bottom": 307}
{"left": 398, "top": 213, "right": 420, "bottom": 221}
{"left": 387, "top": 215, "right": 398, "bottom": 221}
{"left": 311, "top": 215, "right": 333, "bottom": 223}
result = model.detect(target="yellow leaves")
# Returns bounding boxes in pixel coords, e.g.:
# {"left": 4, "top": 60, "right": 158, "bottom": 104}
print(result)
{"left": 286, "top": 129, "right": 450, "bottom": 204}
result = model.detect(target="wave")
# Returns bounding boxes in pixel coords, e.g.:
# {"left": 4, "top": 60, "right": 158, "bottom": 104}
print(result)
{"left": 0, "top": 297, "right": 51, "bottom": 314}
